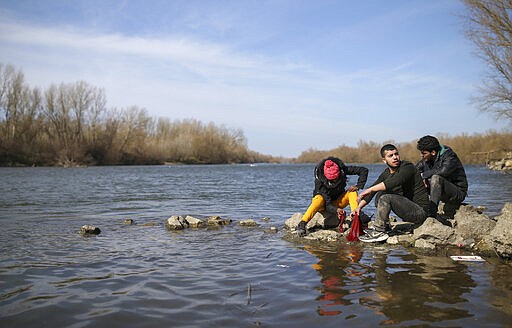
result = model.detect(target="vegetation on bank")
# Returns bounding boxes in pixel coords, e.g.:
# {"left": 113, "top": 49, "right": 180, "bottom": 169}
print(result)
{"left": 1, "top": 63, "right": 510, "bottom": 167}
{"left": 0, "top": 64, "right": 280, "bottom": 166}
{"left": 295, "top": 131, "right": 512, "bottom": 165}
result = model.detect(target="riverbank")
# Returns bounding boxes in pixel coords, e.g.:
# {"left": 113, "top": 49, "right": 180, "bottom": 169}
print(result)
{"left": 284, "top": 203, "right": 512, "bottom": 260}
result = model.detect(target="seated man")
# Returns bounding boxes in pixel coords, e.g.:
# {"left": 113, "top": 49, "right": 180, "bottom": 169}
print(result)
{"left": 416, "top": 135, "right": 468, "bottom": 226}
{"left": 296, "top": 156, "right": 369, "bottom": 236}
{"left": 354, "top": 144, "right": 430, "bottom": 243}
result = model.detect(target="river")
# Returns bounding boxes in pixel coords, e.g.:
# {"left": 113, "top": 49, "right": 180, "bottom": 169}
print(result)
{"left": 0, "top": 164, "right": 511, "bottom": 327}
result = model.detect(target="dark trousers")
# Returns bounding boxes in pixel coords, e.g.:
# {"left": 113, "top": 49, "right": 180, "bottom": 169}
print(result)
{"left": 429, "top": 174, "right": 466, "bottom": 219}
{"left": 373, "top": 192, "right": 427, "bottom": 231}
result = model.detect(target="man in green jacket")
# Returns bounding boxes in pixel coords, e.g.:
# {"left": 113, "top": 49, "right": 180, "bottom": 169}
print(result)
{"left": 353, "top": 144, "right": 430, "bottom": 243}
{"left": 416, "top": 135, "right": 468, "bottom": 225}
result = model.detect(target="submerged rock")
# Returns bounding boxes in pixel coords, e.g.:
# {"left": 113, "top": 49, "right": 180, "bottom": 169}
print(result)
{"left": 184, "top": 215, "right": 205, "bottom": 228}
{"left": 238, "top": 219, "right": 258, "bottom": 227}
{"left": 123, "top": 218, "right": 134, "bottom": 225}
{"left": 80, "top": 225, "right": 101, "bottom": 235}
{"left": 165, "top": 215, "right": 189, "bottom": 230}
{"left": 207, "top": 216, "right": 232, "bottom": 226}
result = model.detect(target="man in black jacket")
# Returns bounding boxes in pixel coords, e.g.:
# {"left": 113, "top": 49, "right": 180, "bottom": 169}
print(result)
{"left": 416, "top": 135, "right": 468, "bottom": 225}
{"left": 354, "top": 144, "right": 430, "bottom": 243}
{"left": 296, "top": 156, "right": 369, "bottom": 236}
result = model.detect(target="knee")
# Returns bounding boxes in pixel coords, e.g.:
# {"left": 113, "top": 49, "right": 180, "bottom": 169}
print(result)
{"left": 430, "top": 174, "right": 442, "bottom": 187}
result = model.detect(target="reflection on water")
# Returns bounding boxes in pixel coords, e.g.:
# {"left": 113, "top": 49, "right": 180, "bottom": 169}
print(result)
{"left": 0, "top": 164, "right": 511, "bottom": 327}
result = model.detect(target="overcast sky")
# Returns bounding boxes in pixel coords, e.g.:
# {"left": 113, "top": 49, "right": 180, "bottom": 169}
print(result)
{"left": 0, "top": 0, "right": 509, "bottom": 157}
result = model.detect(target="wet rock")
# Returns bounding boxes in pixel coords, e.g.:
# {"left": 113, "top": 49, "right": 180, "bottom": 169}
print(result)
{"left": 263, "top": 226, "right": 278, "bottom": 233}
{"left": 207, "top": 216, "right": 232, "bottom": 226}
{"left": 490, "top": 203, "right": 512, "bottom": 259}
{"left": 123, "top": 218, "right": 134, "bottom": 225}
{"left": 184, "top": 215, "right": 205, "bottom": 228}
{"left": 305, "top": 230, "right": 341, "bottom": 242}
{"left": 238, "top": 219, "right": 258, "bottom": 227}
{"left": 80, "top": 225, "right": 101, "bottom": 235}
{"left": 284, "top": 210, "right": 339, "bottom": 232}
{"left": 165, "top": 215, "right": 188, "bottom": 230}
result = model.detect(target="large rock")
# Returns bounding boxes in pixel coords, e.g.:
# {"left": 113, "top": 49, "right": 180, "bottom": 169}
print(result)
{"left": 412, "top": 217, "right": 455, "bottom": 249}
{"left": 184, "top": 215, "right": 205, "bottom": 228}
{"left": 490, "top": 203, "right": 512, "bottom": 259}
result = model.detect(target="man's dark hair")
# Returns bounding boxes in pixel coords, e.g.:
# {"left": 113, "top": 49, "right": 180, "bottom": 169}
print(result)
{"left": 380, "top": 144, "right": 397, "bottom": 157}
{"left": 417, "top": 135, "right": 441, "bottom": 152}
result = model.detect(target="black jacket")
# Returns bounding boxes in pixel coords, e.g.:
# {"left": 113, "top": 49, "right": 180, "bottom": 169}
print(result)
{"left": 416, "top": 145, "right": 468, "bottom": 194}
{"left": 313, "top": 157, "right": 368, "bottom": 212}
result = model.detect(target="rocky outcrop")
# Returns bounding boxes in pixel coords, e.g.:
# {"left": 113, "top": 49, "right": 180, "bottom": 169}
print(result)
{"left": 487, "top": 152, "right": 512, "bottom": 171}
{"left": 284, "top": 203, "right": 512, "bottom": 259}
{"left": 490, "top": 203, "right": 512, "bottom": 258}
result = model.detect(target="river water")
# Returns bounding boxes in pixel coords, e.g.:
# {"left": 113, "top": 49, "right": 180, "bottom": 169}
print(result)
{"left": 0, "top": 164, "right": 511, "bottom": 327}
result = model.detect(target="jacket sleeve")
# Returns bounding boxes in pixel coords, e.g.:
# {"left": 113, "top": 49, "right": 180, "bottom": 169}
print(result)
{"left": 345, "top": 165, "right": 368, "bottom": 189}
{"left": 421, "top": 151, "right": 458, "bottom": 179}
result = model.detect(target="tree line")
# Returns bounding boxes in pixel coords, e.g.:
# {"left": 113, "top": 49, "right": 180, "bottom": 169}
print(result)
{"left": 0, "top": 63, "right": 278, "bottom": 166}
{"left": 294, "top": 130, "right": 512, "bottom": 165}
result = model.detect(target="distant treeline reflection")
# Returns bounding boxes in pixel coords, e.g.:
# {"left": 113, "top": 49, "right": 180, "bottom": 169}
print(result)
{"left": 1, "top": 63, "right": 510, "bottom": 166}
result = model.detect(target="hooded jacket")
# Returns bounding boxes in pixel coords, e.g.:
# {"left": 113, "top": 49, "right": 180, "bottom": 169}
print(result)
{"left": 416, "top": 145, "right": 468, "bottom": 195}
{"left": 313, "top": 157, "right": 368, "bottom": 213}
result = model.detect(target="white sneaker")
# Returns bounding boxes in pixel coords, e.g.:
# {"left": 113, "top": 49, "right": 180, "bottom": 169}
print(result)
{"left": 359, "top": 229, "right": 389, "bottom": 243}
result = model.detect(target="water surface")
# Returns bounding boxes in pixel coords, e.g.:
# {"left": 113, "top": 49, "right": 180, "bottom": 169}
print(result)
{"left": 1, "top": 164, "right": 511, "bottom": 327}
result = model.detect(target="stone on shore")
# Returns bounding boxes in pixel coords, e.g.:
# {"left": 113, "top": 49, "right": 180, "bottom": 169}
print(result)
{"left": 284, "top": 210, "right": 339, "bottom": 231}
{"left": 490, "top": 203, "right": 512, "bottom": 259}
{"left": 284, "top": 203, "right": 512, "bottom": 259}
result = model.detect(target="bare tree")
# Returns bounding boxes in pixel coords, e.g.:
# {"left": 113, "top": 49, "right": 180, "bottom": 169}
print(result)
{"left": 463, "top": 0, "right": 512, "bottom": 121}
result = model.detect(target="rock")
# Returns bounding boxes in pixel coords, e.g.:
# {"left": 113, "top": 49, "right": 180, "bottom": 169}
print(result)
{"left": 238, "top": 219, "right": 258, "bottom": 227}
{"left": 490, "top": 203, "right": 512, "bottom": 259}
{"left": 165, "top": 215, "right": 188, "bottom": 230}
{"left": 207, "top": 216, "right": 232, "bottom": 226}
{"left": 80, "top": 225, "right": 101, "bottom": 235}
{"left": 412, "top": 217, "right": 455, "bottom": 249}
{"left": 488, "top": 152, "right": 512, "bottom": 171}
{"left": 284, "top": 211, "right": 339, "bottom": 231}
{"left": 305, "top": 230, "right": 341, "bottom": 242}
{"left": 184, "top": 215, "right": 205, "bottom": 228}
{"left": 452, "top": 205, "right": 496, "bottom": 248}
{"left": 123, "top": 218, "right": 134, "bottom": 225}
{"left": 387, "top": 234, "right": 414, "bottom": 245}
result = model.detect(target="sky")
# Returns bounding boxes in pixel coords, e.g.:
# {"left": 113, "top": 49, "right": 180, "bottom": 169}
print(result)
{"left": 0, "top": 0, "right": 510, "bottom": 158}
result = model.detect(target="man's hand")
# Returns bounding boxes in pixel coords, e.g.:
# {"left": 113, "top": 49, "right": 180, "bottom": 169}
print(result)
{"left": 357, "top": 188, "right": 371, "bottom": 202}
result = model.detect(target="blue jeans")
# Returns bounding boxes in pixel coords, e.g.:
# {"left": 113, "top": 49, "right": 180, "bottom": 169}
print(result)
{"left": 373, "top": 192, "right": 427, "bottom": 231}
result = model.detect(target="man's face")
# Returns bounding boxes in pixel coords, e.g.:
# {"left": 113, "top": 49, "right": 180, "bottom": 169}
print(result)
{"left": 382, "top": 149, "right": 400, "bottom": 169}
{"left": 420, "top": 150, "right": 436, "bottom": 163}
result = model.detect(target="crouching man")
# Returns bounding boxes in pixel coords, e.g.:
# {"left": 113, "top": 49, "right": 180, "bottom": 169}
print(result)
{"left": 416, "top": 135, "right": 468, "bottom": 226}
{"left": 353, "top": 144, "right": 430, "bottom": 242}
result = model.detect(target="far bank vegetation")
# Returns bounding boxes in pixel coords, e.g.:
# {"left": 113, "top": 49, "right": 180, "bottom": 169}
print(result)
{"left": 295, "top": 131, "right": 512, "bottom": 165}
{"left": 0, "top": 64, "right": 277, "bottom": 166}
{"left": 1, "top": 63, "right": 510, "bottom": 167}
